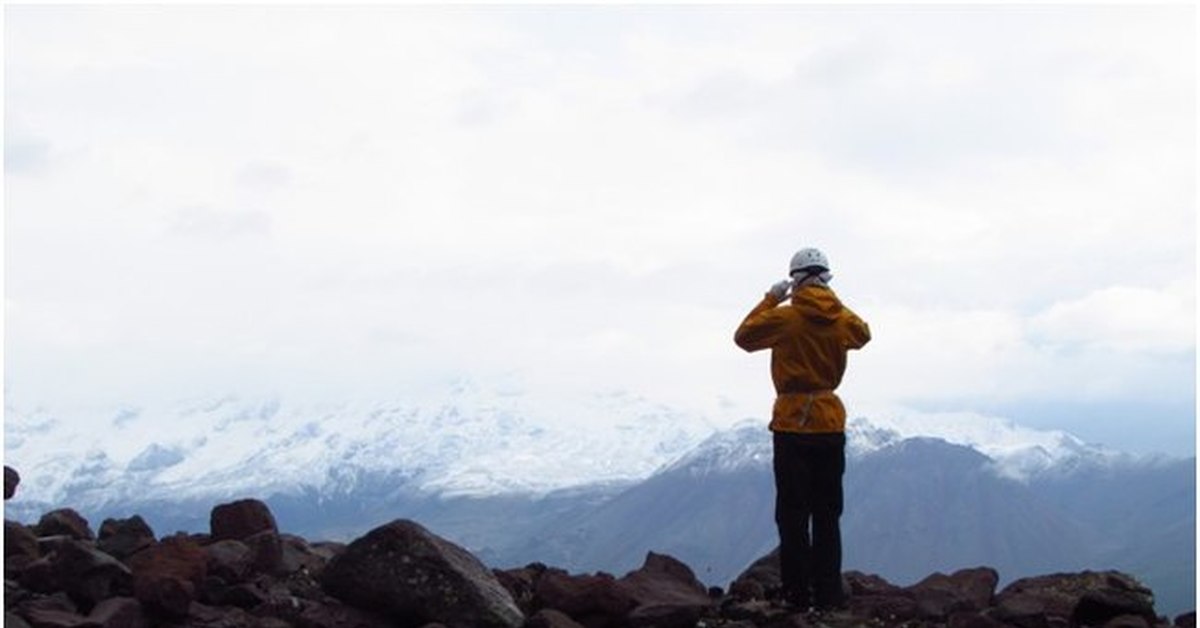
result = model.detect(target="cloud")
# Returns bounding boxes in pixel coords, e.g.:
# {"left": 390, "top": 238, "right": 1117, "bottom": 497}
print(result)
{"left": 1028, "top": 281, "right": 1195, "bottom": 354}
{"left": 168, "top": 206, "right": 272, "bottom": 238}
{"left": 4, "top": 136, "right": 51, "bottom": 174}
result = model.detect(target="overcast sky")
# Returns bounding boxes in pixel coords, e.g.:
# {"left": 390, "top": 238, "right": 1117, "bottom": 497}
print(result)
{"left": 5, "top": 4, "right": 1195, "bottom": 455}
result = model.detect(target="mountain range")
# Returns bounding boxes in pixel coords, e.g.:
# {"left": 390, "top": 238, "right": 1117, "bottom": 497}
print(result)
{"left": 4, "top": 390, "right": 1194, "bottom": 615}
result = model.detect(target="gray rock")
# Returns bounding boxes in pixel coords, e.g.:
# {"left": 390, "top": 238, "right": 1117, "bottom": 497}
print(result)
{"left": 319, "top": 519, "right": 523, "bottom": 628}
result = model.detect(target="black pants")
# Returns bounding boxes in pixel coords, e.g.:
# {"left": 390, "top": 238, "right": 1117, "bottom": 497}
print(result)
{"left": 772, "top": 431, "right": 846, "bottom": 607}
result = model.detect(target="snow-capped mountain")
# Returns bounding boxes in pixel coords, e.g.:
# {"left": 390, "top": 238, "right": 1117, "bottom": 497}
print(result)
{"left": 4, "top": 387, "right": 1194, "bottom": 615}
{"left": 4, "top": 381, "right": 717, "bottom": 517}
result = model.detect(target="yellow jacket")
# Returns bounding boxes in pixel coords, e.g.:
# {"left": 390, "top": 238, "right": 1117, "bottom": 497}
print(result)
{"left": 734, "top": 284, "right": 871, "bottom": 434}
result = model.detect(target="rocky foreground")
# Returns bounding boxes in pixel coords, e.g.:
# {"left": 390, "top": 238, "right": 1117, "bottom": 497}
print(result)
{"left": 2, "top": 466, "right": 1194, "bottom": 628}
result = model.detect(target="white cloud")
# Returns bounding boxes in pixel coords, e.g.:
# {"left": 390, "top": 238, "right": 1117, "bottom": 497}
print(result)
{"left": 1028, "top": 281, "right": 1195, "bottom": 354}
{"left": 3, "top": 5, "right": 1194, "bottom": 454}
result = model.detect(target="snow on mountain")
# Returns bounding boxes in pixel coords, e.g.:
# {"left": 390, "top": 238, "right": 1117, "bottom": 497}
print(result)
{"left": 4, "top": 379, "right": 1172, "bottom": 518}
{"left": 846, "top": 409, "right": 1143, "bottom": 480}
{"left": 4, "top": 381, "right": 719, "bottom": 511}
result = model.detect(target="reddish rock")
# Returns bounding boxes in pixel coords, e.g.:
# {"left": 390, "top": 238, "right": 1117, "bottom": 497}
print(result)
{"left": 998, "top": 571, "right": 1153, "bottom": 622}
{"left": 526, "top": 609, "right": 587, "bottom": 628}
{"left": 6, "top": 466, "right": 20, "bottom": 500}
{"left": 848, "top": 594, "right": 921, "bottom": 623}
{"left": 126, "top": 536, "right": 208, "bottom": 620}
{"left": 495, "top": 563, "right": 546, "bottom": 615}
{"left": 986, "top": 592, "right": 1050, "bottom": 628}
{"left": 844, "top": 571, "right": 902, "bottom": 597}
{"left": 533, "top": 570, "right": 637, "bottom": 627}
{"left": 86, "top": 597, "right": 148, "bottom": 628}
{"left": 97, "top": 517, "right": 155, "bottom": 561}
{"left": 911, "top": 567, "right": 999, "bottom": 612}
{"left": 279, "top": 533, "right": 328, "bottom": 575}
{"left": 949, "top": 611, "right": 1011, "bottom": 628}
{"left": 209, "top": 499, "right": 277, "bottom": 542}
{"left": 51, "top": 540, "right": 134, "bottom": 611}
{"left": 243, "top": 529, "right": 283, "bottom": 575}
{"left": 35, "top": 510, "right": 95, "bottom": 542}
{"left": 20, "top": 607, "right": 99, "bottom": 628}
{"left": 320, "top": 519, "right": 524, "bottom": 628}
{"left": 618, "top": 552, "right": 714, "bottom": 628}
{"left": 7, "top": 519, "right": 41, "bottom": 575}
{"left": 204, "top": 540, "right": 253, "bottom": 583}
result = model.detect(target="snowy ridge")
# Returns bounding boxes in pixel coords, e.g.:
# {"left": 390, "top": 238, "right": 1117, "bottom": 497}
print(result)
{"left": 4, "top": 381, "right": 717, "bottom": 510}
{"left": 846, "top": 410, "right": 1138, "bottom": 480}
{"left": 4, "top": 384, "right": 1173, "bottom": 517}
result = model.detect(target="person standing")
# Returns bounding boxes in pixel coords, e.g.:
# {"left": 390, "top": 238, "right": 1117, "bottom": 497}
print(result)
{"left": 734, "top": 247, "right": 871, "bottom": 611}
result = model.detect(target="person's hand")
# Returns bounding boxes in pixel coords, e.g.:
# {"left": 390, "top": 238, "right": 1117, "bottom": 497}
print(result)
{"left": 769, "top": 279, "right": 791, "bottom": 300}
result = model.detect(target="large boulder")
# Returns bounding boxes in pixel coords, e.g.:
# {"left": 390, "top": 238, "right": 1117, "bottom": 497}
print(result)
{"left": 618, "top": 552, "right": 714, "bottom": 628}
{"left": 532, "top": 569, "right": 637, "bottom": 627}
{"left": 35, "top": 510, "right": 95, "bottom": 542}
{"left": 15, "top": 539, "right": 132, "bottom": 613}
{"left": 86, "top": 597, "right": 148, "bottom": 628}
{"left": 126, "top": 536, "right": 208, "bottom": 620}
{"left": 97, "top": 517, "right": 156, "bottom": 562}
{"left": 907, "top": 567, "right": 1000, "bottom": 619}
{"left": 319, "top": 519, "right": 523, "bottom": 628}
{"left": 209, "top": 499, "right": 277, "bottom": 542}
{"left": 6, "top": 466, "right": 20, "bottom": 500}
{"left": 996, "top": 571, "right": 1155, "bottom": 623}
{"left": 7, "top": 519, "right": 41, "bottom": 575}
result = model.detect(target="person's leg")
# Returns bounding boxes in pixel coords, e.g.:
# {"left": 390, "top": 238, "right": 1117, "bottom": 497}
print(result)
{"left": 809, "top": 433, "right": 846, "bottom": 610}
{"left": 773, "top": 432, "right": 814, "bottom": 607}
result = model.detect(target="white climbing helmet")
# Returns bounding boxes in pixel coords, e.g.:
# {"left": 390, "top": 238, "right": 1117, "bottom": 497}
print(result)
{"left": 789, "top": 247, "right": 830, "bottom": 276}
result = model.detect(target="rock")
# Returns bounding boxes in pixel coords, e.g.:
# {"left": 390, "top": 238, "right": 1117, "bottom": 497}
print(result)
{"left": 1102, "top": 616, "right": 1151, "bottom": 628}
{"left": 86, "top": 597, "right": 148, "bottom": 628}
{"left": 1072, "top": 588, "right": 1157, "bottom": 627}
{"left": 494, "top": 563, "right": 546, "bottom": 616}
{"left": 844, "top": 571, "right": 902, "bottom": 597}
{"left": 618, "top": 552, "right": 714, "bottom": 628}
{"left": 319, "top": 518, "right": 523, "bottom": 628}
{"left": 526, "top": 609, "right": 587, "bottom": 628}
{"left": 6, "top": 520, "right": 41, "bottom": 575}
{"left": 911, "top": 567, "right": 999, "bottom": 612}
{"left": 949, "top": 612, "right": 1011, "bottom": 628}
{"left": 20, "top": 608, "right": 99, "bottom": 628}
{"left": 7, "top": 611, "right": 33, "bottom": 628}
{"left": 279, "top": 534, "right": 328, "bottom": 575}
{"left": 848, "top": 594, "right": 921, "bottom": 623}
{"left": 126, "top": 536, "right": 208, "bottom": 620}
{"left": 96, "top": 517, "right": 155, "bottom": 562}
{"left": 6, "top": 466, "right": 20, "bottom": 500}
{"left": 719, "top": 599, "right": 787, "bottom": 625}
{"left": 986, "top": 592, "right": 1050, "bottom": 628}
{"left": 998, "top": 571, "right": 1153, "bottom": 622}
{"left": 35, "top": 510, "right": 94, "bottom": 542}
{"left": 16, "top": 591, "right": 78, "bottom": 616}
{"left": 50, "top": 540, "right": 134, "bottom": 611}
{"left": 729, "top": 547, "right": 781, "bottom": 595}
{"left": 204, "top": 541, "right": 253, "bottom": 584}
{"left": 1176, "top": 612, "right": 1196, "bottom": 628}
{"left": 243, "top": 530, "right": 283, "bottom": 576}
{"left": 209, "top": 499, "right": 277, "bottom": 542}
{"left": 15, "top": 539, "right": 132, "bottom": 612}
{"left": 533, "top": 570, "right": 637, "bottom": 627}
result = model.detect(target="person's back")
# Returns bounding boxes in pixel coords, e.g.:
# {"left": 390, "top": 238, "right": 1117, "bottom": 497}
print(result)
{"left": 734, "top": 247, "right": 870, "bottom": 611}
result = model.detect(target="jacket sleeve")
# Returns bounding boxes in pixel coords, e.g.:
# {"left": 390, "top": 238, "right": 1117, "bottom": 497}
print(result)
{"left": 734, "top": 294, "right": 788, "bottom": 352}
{"left": 841, "top": 307, "right": 872, "bottom": 350}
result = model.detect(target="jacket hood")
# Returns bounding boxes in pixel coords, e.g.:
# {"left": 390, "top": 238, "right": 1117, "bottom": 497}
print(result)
{"left": 791, "top": 285, "right": 843, "bottom": 324}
